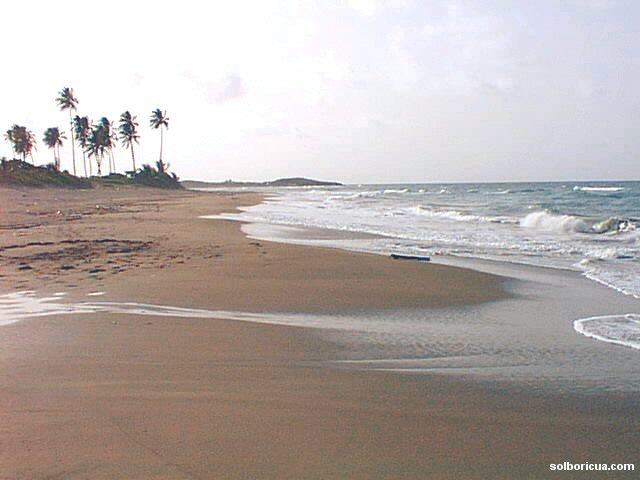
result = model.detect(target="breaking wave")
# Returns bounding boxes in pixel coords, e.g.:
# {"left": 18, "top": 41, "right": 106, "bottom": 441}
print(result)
{"left": 219, "top": 181, "right": 640, "bottom": 299}
{"left": 520, "top": 211, "right": 634, "bottom": 235}
{"left": 574, "top": 186, "right": 626, "bottom": 194}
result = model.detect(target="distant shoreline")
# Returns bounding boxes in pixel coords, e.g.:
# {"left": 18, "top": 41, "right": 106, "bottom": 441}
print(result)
{"left": 181, "top": 177, "right": 342, "bottom": 188}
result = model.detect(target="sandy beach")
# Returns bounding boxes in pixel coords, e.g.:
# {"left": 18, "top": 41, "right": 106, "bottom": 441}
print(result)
{"left": 1, "top": 186, "right": 638, "bottom": 479}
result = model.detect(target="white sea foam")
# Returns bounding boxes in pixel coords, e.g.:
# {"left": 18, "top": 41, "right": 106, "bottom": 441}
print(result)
{"left": 411, "top": 206, "right": 484, "bottom": 222}
{"left": 520, "top": 211, "right": 632, "bottom": 235}
{"left": 520, "top": 211, "right": 591, "bottom": 233}
{"left": 592, "top": 217, "right": 634, "bottom": 234}
{"left": 0, "top": 291, "right": 96, "bottom": 326}
{"left": 574, "top": 186, "right": 626, "bottom": 193}
{"left": 383, "top": 188, "right": 408, "bottom": 194}
{"left": 574, "top": 314, "right": 640, "bottom": 350}
{"left": 0, "top": 291, "right": 400, "bottom": 333}
{"left": 216, "top": 182, "right": 640, "bottom": 299}
{"left": 0, "top": 291, "right": 278, "bottom": 327}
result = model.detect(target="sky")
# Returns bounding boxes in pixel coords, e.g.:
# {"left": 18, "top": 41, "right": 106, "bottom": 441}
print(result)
{"left": 1, "top": 0, "right": 639, "bottom": 183}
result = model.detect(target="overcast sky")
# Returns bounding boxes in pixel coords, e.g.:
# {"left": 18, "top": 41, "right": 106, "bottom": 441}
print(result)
{"left": 1, "top": 0, "right": 639, "bottom": 183}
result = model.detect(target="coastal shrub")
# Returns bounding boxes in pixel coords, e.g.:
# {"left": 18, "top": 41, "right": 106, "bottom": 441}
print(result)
{"left": 130, "top": 163, "right": 182, "bottom": 189}
{"left": 0, "top": 159, "right": 91, "bottom": 188}
{"left": 0, "top": 158, "right": 181, "bottom": 189}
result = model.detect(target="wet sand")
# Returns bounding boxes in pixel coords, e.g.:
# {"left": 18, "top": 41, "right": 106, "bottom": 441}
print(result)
{"left": 0, "top": 186, "right": 638, "bottom": 479}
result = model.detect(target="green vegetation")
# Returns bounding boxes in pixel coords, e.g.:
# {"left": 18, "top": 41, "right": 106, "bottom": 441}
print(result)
{"left": 131, "top": 162, "right": 181, "bottom": 189}
{"left": 3, "top": 86, "right": 178, "bottom": 189}
{"left": 0, "top": 158, "right": 181, "bottom": 189}
{"left": 4, "top": 125, "right": 36, "bottom": 162}
{"left": 181, "top": 177, "right": 343, "bottom": 189}
{"left": 0, "top": 159, "right": 91, "bottom": 188}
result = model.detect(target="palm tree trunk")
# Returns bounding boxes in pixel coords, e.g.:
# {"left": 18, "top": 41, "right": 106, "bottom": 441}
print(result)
{"left": 130, "top": 144, "right": 136, "bottom": 171}
{"left": 159, "top": 127, "right": 163, "bottom": 163}
{"left": 111, "top": 149, "right": 116, "bottom": 173}
{"left": 83, "top": 150, "right": 87, "bottom": 177}
{"left": 69, "top": 110, "right": 76, "bottom": 176}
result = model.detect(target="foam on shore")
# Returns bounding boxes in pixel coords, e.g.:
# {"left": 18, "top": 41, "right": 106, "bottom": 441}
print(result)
{"left": 574, "top": 314, "right": 640, "bottom": 350}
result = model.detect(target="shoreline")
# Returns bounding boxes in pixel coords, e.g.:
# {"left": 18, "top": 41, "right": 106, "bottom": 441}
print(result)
{"left": 217, "top": 206, "right": 640, "bottom": 394}
{"left": 1, "top": 186, "right": 639, "bottom": 478}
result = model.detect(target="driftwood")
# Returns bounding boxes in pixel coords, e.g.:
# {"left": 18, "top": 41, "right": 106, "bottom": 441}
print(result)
{"left": 390, "top": 253, "right": 431, "bottom": 262}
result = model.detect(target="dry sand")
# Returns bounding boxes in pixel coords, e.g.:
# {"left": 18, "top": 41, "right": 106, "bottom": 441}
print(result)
{"left": 0, "top": 186, "right": 637, "bottom": 479}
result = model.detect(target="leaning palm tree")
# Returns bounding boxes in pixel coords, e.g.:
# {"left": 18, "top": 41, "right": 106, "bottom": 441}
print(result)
{"left": 73, "top": 115, "right": 91, "bottom": 177}
{"left": 5, "top": 125, "right": 36, "bottom": 163}
{"left": 43, "top": 127, "right": 66, "bottom": 170}
{"left": 118, "top": 111, "right": 140, "bottom": 172}
{"left": 149, "top": 108, "right": 169, "bottom": 171}
{"left": 56, "top": 87, "right": 78, "bottom": 175}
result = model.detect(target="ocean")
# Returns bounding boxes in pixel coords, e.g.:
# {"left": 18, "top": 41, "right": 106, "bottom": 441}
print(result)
{"left": 215, "top": 181, "right": 640, "bottom": 365}
{"left": 3, "top": 181, "right": 639, "bottom": 394}
{"left": 221, "top": 181, "right": 640, "bottom": 298}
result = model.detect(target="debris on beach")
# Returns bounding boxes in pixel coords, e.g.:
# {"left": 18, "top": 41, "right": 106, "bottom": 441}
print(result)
{"left": 390, "top": 253, "right": 431, "bottom": 262}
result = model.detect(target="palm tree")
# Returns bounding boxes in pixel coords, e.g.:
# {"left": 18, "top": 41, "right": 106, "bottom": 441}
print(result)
{"left": 43, "top": 127, "right": 66, "bottom": 170}
{"left": 150, "top": 108, "right": 169, "bottom": 172}
{"left": 73, "top": 115, "right": 91, "bottom": 176}
{"left": 5, "top": 125, "right": 36, "bottom": 163}
{"left": 56, "top": 87, "right": 78, "bottom": 175}
{"left": 99, "top": 117, "right": 117, "bottom": 174}
{"left": 86, "top": 123, "right": 108, "bottom": 176}
{"left": 118, "top": 111, "right": 139, "bottom": 172}
{"left": 4, "top": 128, "right": 16, "bottom": 159}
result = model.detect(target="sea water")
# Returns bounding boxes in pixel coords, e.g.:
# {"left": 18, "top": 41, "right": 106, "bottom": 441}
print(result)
{"left": 3, "top": 282, "right": 640, "bottom": 394}
{"left": 217, "top": 182, "right": 640, "bottom": 297}
{"left": 213, "top": 181, "right": 640, "bottom": 353}
{"left": 3, "top": 181, "right": 640, "bottom": 392}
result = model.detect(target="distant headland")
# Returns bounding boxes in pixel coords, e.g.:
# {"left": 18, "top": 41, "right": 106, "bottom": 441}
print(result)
{"left": 181, "top": 177, "right": 343, "bottom": 188}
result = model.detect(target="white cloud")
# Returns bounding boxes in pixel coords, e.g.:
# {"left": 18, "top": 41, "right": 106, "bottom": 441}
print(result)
{"left": 208, "top": 75, "right": 246, "bottom": 104}
{"left": 0, "top": 0, "right": 638, "bottom": 181}
{"left": 348, "top": 0, "right": 378, "bottom": 17}
{"left": 384, "top": 3, "right": 513, "bottom": 95}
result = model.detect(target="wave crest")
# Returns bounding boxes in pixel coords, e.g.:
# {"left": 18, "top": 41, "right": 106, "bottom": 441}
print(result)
{"left": 520, "top": 211, "right": 634, "bottom": 234}
{"left": 520, "top": 211, "right": 591, "bottom": 233}
{"left": 573, "top": 186, "right": 626, "bottom": 193}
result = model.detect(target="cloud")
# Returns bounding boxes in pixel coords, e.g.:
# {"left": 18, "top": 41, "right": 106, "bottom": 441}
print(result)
{"left": 206, "top": 74, "right": 246, "bottom": 104}
{"left": 348, "top": 0, "right": 378, "bottom": 17}
{"left": 384, "top": 4, "right": 513, "bottom": 95}
{"left": 347, "top": 0, "right": 414, "bottom": 17}
{"left": 480, "top": 75, "right": 514, "bottom": 94}
{"left": 571, "top": 0, "right": 620, "bottom": 10}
